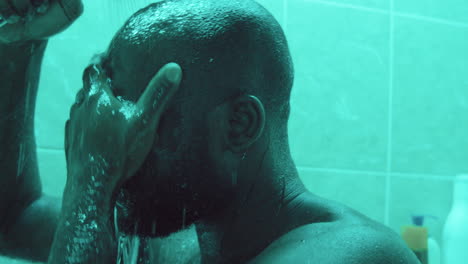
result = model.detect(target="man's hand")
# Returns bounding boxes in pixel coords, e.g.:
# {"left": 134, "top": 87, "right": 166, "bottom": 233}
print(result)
{"left": 0, "top": 0, "right": 83, "bottom": 44}
{"left": 65, "top": 62, "right": 182, "bottom": 200}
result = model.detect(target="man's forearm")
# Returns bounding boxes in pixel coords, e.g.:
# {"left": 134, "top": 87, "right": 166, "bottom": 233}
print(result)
{"left": 48, "top": 172, "right": 117, "bottom": 264}
{"left": 0, "top": 40, "right": 48, "bottom": 223}
{"left": 0, "top": 40, "right": 57, "bottom": 261}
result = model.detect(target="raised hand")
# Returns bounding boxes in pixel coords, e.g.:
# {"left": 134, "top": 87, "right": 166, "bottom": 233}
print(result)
{"left": 0, "top": 0, "right": 83, "bottom": 44}
{"left": 65, "top": 62, "right": 182, "bottom": 197}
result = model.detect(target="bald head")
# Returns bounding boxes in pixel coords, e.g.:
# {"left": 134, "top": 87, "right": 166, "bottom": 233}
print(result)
{"left": 106, "top": 0, "right": 293, "bottom": 126}
{"left": 110, "top": 0, "right": 295, "bottom": 236}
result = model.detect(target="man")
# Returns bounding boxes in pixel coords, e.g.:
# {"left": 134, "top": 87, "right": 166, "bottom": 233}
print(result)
{"left": 1, "top": 0, "right": 420, "bottom": 263}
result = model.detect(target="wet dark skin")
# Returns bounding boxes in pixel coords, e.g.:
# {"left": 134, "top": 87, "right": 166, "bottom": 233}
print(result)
{"left": 1, "top": 0, "right": 420, "bottom": 264}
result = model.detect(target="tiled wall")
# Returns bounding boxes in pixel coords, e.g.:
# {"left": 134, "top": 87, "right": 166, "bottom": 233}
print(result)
{"left": 19, "top": 1, "right": 467, "bottom": 262}
{"left": 279, "top": 0, "right": 468, "bottom": 246}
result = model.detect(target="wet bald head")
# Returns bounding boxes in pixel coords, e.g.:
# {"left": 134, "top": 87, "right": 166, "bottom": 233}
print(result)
{"left": 106, "top": 0, "right": 293, "bottom": 126}
{"left": 108, "top": 0, "right": 295, "bottom": 236}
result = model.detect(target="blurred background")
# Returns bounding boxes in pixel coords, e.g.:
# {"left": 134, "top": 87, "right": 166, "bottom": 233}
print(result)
{"left": 2, "top": 0, "right": 468, "bottom": 263}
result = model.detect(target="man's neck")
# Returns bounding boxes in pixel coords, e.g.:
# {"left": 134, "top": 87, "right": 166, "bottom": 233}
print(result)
{"left": 194, "top": 153, "right": 310, "bottom": 263}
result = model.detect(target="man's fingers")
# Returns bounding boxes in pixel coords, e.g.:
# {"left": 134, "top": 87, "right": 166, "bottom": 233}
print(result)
{"left": 137, "top": 62, "right": 182, "bottom": 126}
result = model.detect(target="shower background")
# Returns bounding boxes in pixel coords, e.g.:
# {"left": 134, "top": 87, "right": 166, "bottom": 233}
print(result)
{"left": 2, "top": 0, "right": 468, "bottom": 263}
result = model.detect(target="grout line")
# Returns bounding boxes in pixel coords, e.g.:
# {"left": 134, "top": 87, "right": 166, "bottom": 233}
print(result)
{"left": 301, "top": 0, "right": 468, "bottom": 29}
{"left": 391, "top": 172, "right": 454, "bottom": 181}
{"left": 298, "top": 166, "right": 388, "bottom": 177}
{"left": 395, "top": 12, "right": 468, "bottom": 29}
{"left": 296, "top": 166, "right": 454, "bottom": 181}
{"left": 384, "top": 0, "right": 395, "bottom": 227}
{"left": 283, "top": 0, "right": 288, "bottom": 32}
{"left": 386, "top": 0, "right": 394, "bottom": 177}
{"left": 37, "top": 147, "right": 64, "bottom": 152}
{"left": 302, "top": 0, "right": 389, "bottom": 15}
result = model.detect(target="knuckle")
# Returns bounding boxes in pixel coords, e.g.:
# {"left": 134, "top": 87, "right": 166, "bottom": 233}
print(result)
{"left": 30, "top": 0, "right": 50, "bottom": 14}
{"left": 59, "top": 0, "right": 83, "bottom": 21}
{"left": 5, "top": 0, "right": 27, "bottom": 16}
{"left": 69, "top": 103, "right": 78, "bottom": 118}
{"left": 30, "top": 0, "right": 48, "bottom": 8}
{"left": 159, "top": 75, "right": 172, "bottom": 91}
{"left": 75, "top": 88, "right": 85, "bottom": 105}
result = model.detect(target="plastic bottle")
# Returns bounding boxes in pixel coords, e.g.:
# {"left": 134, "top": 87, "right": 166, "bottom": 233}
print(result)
{"left": 401, "top": 215, "right": 428, "bottom": 264}
{"left": 401, "top": 214, "right": 441, "bottom": 264}
{"left": 442, "top": 174, "right": 468, "bottom": 264}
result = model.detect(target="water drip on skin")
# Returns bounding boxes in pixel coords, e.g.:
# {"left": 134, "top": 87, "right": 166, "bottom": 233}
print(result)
{"left": 16, "top": 80, "right": 35, "bottom": 178}
{"left": 17, "top": 143, "right": 25, "bottom": 178}
{"left": 117, "top": 96, "right": 143, "bottom": 120}
{"left": 116, "top": 234, "right": 140, "bottom": 264}
{"left": 115, "top": 208, "right": 141, "bottom": 264}
{"left": 97, "top": 93, "right": 111, "bottom": 114}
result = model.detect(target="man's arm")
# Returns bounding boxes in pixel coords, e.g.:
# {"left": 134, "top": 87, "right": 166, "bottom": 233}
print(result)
{"left": 0, "top": 40, "right": 62, "bottom": 262}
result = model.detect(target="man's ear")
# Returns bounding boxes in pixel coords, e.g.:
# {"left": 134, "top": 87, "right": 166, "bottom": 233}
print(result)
{"left": 227, "top": 95, "right": 266, "bottom": 153}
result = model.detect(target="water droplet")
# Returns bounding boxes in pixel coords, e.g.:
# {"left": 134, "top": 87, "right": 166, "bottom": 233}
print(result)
{"left": 97, "top": 93, "right": 111, "bottom": 114}
{"left": 17, "top": 143, "right": 25, "bottom": 178}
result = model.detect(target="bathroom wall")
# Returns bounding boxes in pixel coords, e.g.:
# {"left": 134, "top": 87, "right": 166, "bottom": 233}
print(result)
{"left": 2, "top": 0, "right": 467, "bottom": 263}
{"left": 279, "top": 0, "right": 468, "bottom": 246}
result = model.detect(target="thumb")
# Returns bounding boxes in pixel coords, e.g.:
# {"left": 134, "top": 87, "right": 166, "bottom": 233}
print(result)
{"left": 137, "top": 62, "right": 182, "bottom": 129}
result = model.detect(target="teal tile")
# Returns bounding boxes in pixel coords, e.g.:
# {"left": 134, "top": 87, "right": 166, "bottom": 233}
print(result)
{"left": 35, "top": 43, "right": 78, "bottom": 150}
{"left": 388, "top": 175, "right": 453, "bottom": 246}
{"left": 301, "top": 0, "right": 388, "bottom": 10}
{"left": 287, "top": 2, "right": 390, "bottom": 171}
{"left": 392, "top": 17, "right": 468, "bottom": 175}
{"left": 299, "top": 168, "right": 386, "bottom": 224}
{"left": 37, "top": 149, "right": 67, "bottom": 197}
{"left": 395, "top": 0, "right": 468, "bottom": 24}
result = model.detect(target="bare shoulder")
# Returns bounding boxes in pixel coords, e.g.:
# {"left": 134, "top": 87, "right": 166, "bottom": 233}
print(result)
{"left": 249, "top": 207, "right": 419, "bottom": 264}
